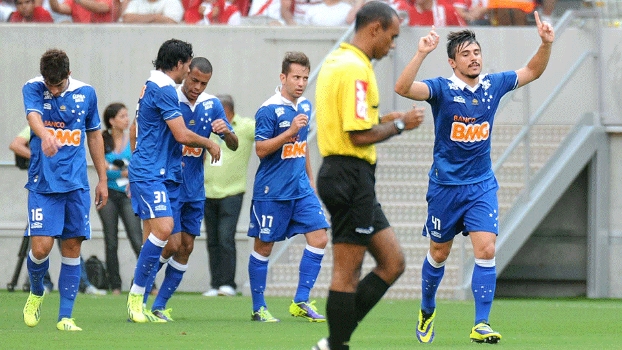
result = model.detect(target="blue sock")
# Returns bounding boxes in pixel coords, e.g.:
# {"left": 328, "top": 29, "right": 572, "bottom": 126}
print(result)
{"left": 131, "top": 234, "right": 166, "bottom": 294}
{"left": 294, "top": 245, "right": 324, "bottom": 303}
{"left": 152, "top": 259, "right": 186, "bottom": 311}
{"left": 143, "top": 257, "right": 167, "bottom": 305}
{"left": 248, "top": 252, "right": 269, "bottom": 312}
{"left": 472, "top": 259, "right": 496, "bottom": 325}
{"left": 27, "top": 251, "right": 49, "bottom": 296}
{"left": 421, "top": 252, "right": 445, "bottom": 315}
{"left": 58, "top": 257, "right": 81, "bottom": 320}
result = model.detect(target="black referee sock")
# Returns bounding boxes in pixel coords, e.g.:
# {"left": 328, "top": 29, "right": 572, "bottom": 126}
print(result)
{"left": 326, "top": 290, "right": 357, "bottom": 350}
{"left": 355, "top": 271, "right": 390, "bottom": 322}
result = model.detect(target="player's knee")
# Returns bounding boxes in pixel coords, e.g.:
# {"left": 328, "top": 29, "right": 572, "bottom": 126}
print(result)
{"left": 30, "top": 247, "right": 50, "bottom": 261}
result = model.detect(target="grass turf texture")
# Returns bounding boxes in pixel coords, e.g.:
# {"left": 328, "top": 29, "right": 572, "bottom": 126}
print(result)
{"left": 2, "top": 291, "right": 621, "bottom": 349}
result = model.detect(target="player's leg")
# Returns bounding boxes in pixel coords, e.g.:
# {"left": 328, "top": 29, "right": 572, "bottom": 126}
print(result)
{"left": 24, "top": 191, "right": 62, "bottom": 327}
{"left": 464, "top": 177, "right": 501, "bottom": 343}
{"left": 248, "top": 238, "right": 277, "bottom": 322}
{"left": 355, "top": 226, "right": 405, "bottom": 323}
{"left": 57, "top": 237, "right": 84, "bottom": 331}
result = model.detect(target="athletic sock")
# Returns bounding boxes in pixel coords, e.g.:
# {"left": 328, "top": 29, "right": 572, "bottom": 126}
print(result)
{"left": 143, "top": 256, "right": 168, "bottom": 304}
{"left": 293, "top": 245, "right": 324, "bottom": 303}
{"left": 355, "top": 271, "right": 390, "bottom": 322}
{"left": 152, "top": 259, "right": 186, "bottom": 311}
{"left": 248, "top": 251, "right": 269, "bottom": 312}
{"left": 326, "top": 290, "right": 356, "bottom": 350}
{"left": 420, "top": 251, "right": 445, "bottom": 315}
{"left": 130, "top": 234, "right": 166, "bottom": 295}
{"left": 472, "top": 258, "right": 496, "bottom": 325}
{"left": 27, "top": 251, "right": 49, "bottom": 296}
{"left": 58, "top": 256, "right": 80, "bottom": 320}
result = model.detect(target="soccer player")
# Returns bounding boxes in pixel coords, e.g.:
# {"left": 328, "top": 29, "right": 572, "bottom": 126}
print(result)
{"left": 142, "top": 57, "right": 239, "bottom": 321}
{"left": 312, "top": 2, "right": 425, "bottom": 349}
{"left": 394, "top": 12, "right": 555, "bottom": 344}
{"left": 247, "top": 51, "right": 329, "bottom": 323}
{"left": 21, "top": 49, "right": 108, "bottom": 331}
{"left": 126, "top": 39, "right": 221, "bottom": 323}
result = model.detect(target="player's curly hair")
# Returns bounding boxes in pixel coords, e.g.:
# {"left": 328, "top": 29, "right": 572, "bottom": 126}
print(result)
{"left": 154, "top": 39, "right": 193, "bottom": 71}
{"left": 40, "top": 49, "right": 70, "bottom": 85}
{"left": 447, "top": 30, "right": 480, "bottom": 60}
{"left": 282, "top": 51, "right": 310, "bottom": 75}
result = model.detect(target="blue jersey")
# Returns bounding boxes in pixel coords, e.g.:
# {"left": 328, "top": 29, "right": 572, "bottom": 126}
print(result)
{"left": 252, "top": 89, "right": 314, "bottom": 201}
{"left": 424, "top": 72, "right": 518, "bottom": 185}
{"left": 129, "top": 70, "right": 184, "bottom": 184}
{"left": 178, "top": 88, "right": 234, "bottom": 202}
{"left": 22, "top": 76, "right": 101, "bottom": 194}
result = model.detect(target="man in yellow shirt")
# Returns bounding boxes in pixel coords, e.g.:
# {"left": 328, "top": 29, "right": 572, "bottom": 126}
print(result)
{"left": 313, "top": 2, "right": 425, "bottom": 349}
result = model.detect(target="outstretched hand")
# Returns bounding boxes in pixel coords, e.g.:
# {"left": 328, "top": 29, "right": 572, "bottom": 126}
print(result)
{"left": 418, "top": 28, "right": 440, "bottom": 55}
{"left": 534, "top": 11, "right": 555, "bottom": 44}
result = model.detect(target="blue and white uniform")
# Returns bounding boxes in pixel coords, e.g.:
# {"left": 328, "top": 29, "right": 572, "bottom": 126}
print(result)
{"left": 177, "top": 88, "right": 234, "bottom": 235}
{"left": 248, "top": 88, "right": 329, "bottom": 242}
{"left": 129, "top": 70, "right": 183, "bottom": 220}
{"left": 22, "top": 76, "right": 100, "bottom": 238}
{"left": 422, "top": 72, "right": 518, "bottom": 242}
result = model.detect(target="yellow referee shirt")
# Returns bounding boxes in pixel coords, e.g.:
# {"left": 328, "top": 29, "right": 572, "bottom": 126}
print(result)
{"left": 316, "top": 42, "right": 380, "bottom": 165}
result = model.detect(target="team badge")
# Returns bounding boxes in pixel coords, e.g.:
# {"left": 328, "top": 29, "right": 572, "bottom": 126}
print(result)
{"left": 60, "top": 105, "right": 66, "bottom": 111}
{"left": 472, "top": 99, "right": 479, "bottom": 105}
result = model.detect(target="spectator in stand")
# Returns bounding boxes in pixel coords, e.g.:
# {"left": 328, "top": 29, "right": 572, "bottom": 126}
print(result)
{"left": 121, "top": 0, "right": 183, "bottom": 23}
{"left": 487, "top": 0, "right": 535, "bottom": 25}
{"left": 97, "top": 103, "right": 143, "bottom": 296}
{"left": 48, "top": 0, "right": 120, "bottom": 22}
{"left": 198, "top": 0, "right": 241, "bottom": 24}
{"left": 302, "top": 0, "right": 363, "bottom": 26}
{"left": 8, "top": 0, "right": 53, "bottom": 22}
{"left": 538, "top": 0, "right": 555, "bottom": 24}
{"left": 41, "top": 0, "right": 73, "bottom": 22}
{"left": 1, "top": 0, "right": 16, "bottom": 21}
{"left": 181, "top": 0, "right": 202, "bottom": 23}
{"left": 453, "top": 0, "right": 490, "bottom": 25}
{"left": 248, "top": 0, "right": 321, "bottom": 25}
{"left": 408, "top": 0, "right": 466, "bottom": 26}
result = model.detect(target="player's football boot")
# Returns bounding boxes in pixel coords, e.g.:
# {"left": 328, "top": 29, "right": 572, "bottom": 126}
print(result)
{"left": 251, "top": 306, "right": 280, "bottom": 322}
{"left": 143, "top": 309, "right": 167, "bottom": 323}
{"left": 289, "top": 300, "right": 326, "bottom": 322}
{"left": 23, "top": 292, "right": 44, "bottom": 327}
{"left": 470, "top": 322, "right": 502, "bottom": 344}
{"left": 152, "top": 308, "right": 174, "bottom": 322}
{"left": 127, "top": 292, "right": 148, "bottom": 323}
{"left": 416, "top": 309, "right": 436, "bottom": 343}
{"left": 57, "top": 318, "right": 82, "bottom": 331}
{"left": 311, "top": 337, "right": 330, "bottom": 350}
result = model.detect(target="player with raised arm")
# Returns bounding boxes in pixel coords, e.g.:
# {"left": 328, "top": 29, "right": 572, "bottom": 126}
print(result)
{"left": 126, "top": 39, "right": 221, "bottom": 323}
{"left": 394, "top": 12, "right": 554, "bottom": 344}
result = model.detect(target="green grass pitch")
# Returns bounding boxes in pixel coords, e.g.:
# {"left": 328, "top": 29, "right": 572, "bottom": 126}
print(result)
{"left": 3, "top": 291, "right": 621, "bottom": 349}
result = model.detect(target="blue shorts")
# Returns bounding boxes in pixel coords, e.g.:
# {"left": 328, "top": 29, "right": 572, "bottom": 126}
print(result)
{"left": 422, "top": 176, "right": 499, "bottom": 243}
{"left": 177, "top": 200, "right": 205, "bottom": 236}
{"left": 27, "top": 189, "right": 91, "bottom": 240}
{"left": 130, "top": 180, "right": 181, "bottom": 221}
{"left": 248, "top": 193, "right": 329, "bottom": 243}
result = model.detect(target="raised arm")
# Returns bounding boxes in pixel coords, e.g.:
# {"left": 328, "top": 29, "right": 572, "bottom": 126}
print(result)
{"left": 394, "top": 29, "right": 440, "bottom": 101}
{"left": 48, "top": 0, "right": 72, "bottom": 15}
{"left": 515, "top": 11, "right": 555, "bottom": 88}
{"left": 255, "top": 113, "right": 307, "bottom": 159}
{"left": 74, "top": 0, "right": 112, "bottom": 13}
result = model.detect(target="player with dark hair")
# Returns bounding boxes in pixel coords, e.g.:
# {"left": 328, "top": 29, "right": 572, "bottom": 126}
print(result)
{"left": 126, "top": 39, "right": 221, "bottom": 323}
{"left": 140, "top": 57, "right": 239, "bottom": 321}
{"left": 313, "top": 2, "right": 425, "bottom": 349}
{"left": 394, "top": 12, "right": 554, "bottom": 344}
{"left": 247, "top": 51, "right": 329, "bottom": 323}
{"left": 22, "top": 48, "right": 108, "bottom": 331}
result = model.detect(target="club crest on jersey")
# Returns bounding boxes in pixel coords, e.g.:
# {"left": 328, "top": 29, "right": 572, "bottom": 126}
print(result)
{"left": 44, "top": 91, "right": 53, "bottom": 99}
{"left": 275, "top": 107, "right": 285, "bottom": 117}
{"left": 481, "top": 79, "right": 491, "bottom": 91}
{"left": 453, "top": 96, "right": 465, "bottom": 104}
{"left": 355, "top": 80, "right": 368, "bottom": 120}
{"left": 72, "top": 94, "right": 85, "bottom": 103}
{"left": 202, "top": 100, "right": 213, "bottom": 109}
{"left": 189, "top": 119, "right": 196, "bottom": 126}
{"left": 282, "top": 140, "right": 306, "bottom": 159}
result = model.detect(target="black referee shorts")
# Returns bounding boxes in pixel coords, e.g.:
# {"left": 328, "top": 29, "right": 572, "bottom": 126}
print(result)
{"left": 317, "top": 155, "right": 390, "bottom": 246}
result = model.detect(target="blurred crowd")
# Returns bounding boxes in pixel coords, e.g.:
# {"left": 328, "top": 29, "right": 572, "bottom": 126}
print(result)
{"left": 0, "top": 0, "right": 557, "bottom": 27}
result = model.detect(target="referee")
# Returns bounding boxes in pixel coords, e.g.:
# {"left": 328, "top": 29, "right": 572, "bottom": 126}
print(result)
{"left": 313, "top": 2, "right": 425, "bottom": 349}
